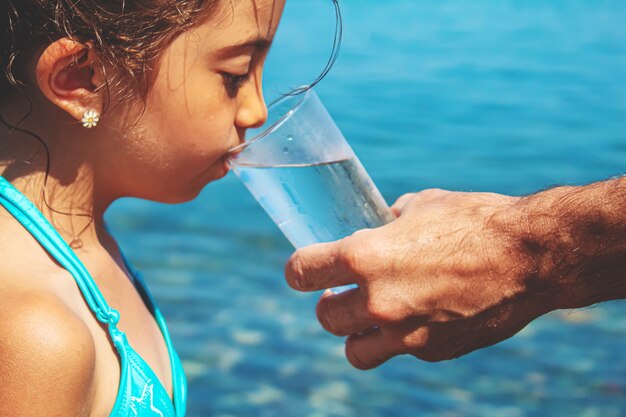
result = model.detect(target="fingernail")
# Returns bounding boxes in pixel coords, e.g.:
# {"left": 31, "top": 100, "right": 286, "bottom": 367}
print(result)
{"left": 319, "top": 310, "right": 330, "bottom": 331}
{"left": 289, "top": 255, "right": 306, "bottom": 290}
{"left": 356, "top": 326, "right": 379, "bottom": 337}
{"left": 294, "top": 275, "right": 304, "bottom": 290}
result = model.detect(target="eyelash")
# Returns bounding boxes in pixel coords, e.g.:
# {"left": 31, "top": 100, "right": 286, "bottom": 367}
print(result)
{"left": 222, "top": 72, "right": 251, "bottom": 91}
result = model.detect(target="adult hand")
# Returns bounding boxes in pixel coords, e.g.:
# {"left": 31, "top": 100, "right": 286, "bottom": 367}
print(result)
{"left": 284, "top": 189, "right": 561, "bottom": 369}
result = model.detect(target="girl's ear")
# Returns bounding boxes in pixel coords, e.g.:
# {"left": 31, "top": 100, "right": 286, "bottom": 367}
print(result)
{"left": 36, "top": 38, "right": 104, "bottom": 122}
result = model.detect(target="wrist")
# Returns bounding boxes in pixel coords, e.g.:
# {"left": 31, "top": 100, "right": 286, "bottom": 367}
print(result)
{"left": 484, "top": 195, "right": 564, "bottom": 316}
{"left": 512, "top": 181, "right": 626, "bottom": 310}
{"left": 511, "top": 188, "right": 581, "bottom": 310}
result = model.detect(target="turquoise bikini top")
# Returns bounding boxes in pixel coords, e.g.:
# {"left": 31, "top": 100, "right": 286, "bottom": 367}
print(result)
{"left": 0, "top": 176, "right": 187, "bottom": 417}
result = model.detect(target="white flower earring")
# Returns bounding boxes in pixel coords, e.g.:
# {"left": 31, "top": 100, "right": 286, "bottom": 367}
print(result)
{"left": 82, "top": 110, "right": 100, "bottom": 129}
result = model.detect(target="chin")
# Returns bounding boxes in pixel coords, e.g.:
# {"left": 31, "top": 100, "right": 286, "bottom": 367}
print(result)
{"left": 152, "top": 191, "right": 198, "bottom": 205}
{"left": 143, "top": 159, "right": 231, "bottom": 204}
{"left": 206, "top": 159, "right": 230, "bottom": 183}
{"left": 179, "top": 164, "right": 230, "bottom": 203}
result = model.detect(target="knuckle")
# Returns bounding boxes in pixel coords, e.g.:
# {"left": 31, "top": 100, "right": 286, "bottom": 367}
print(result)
{"left": 419, "top": 188, "right": 441, "bottom": 197}
{"left": 391, "top": 193, "right": 415, "bottom": 213}
{"left": 415, "top": 188, "right": 450, "bottom": 202}
{"left": 364, "top": 297, "right": 397, "bottom": 323}
{"left": 412, "top": 342, "right": 460, "bottom": 363}
{"left": 350, "top": 228, "right": 372, "bottom": 242}
{"left": 398, "top": 192, "right": 416, "bottom": 201}
{"left": 412, "top": 350, "right": 446, "bottom": 363}
{"left": 403, "top": 327, "right": 430, "bottom": 347}
{"left": 421, "top": 188, "right": 440, "bottom": 196}
{"left": 339, "top": 239, "right": 365, "bottom": 275}
{"left": 345, "top": 340, "right": 372, "bottom": 370}
{"left": 286, "top": 253, "right": 307, "bottom": 289}
{"left": 339, "top": 232, "right": 378, "bottom": 276}
{"left": 405, "top": 329, "right": 450, "bottom": 362}
{"left": 363, "top": 286, "right": 415, "bottom": 323}
{"left": 315, "top": 301, "right": 336, "bottom": 334}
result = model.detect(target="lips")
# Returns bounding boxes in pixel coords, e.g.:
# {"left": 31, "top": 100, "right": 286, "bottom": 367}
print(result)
{"left": 220, "top": 151, "right": 236, "bottom": 176}
{"left": 219, "top": 134, "right": 245, "bottom": 174}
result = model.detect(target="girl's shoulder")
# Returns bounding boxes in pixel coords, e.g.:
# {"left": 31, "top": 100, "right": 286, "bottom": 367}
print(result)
{"left": 0, "top": 218, "right": 98, "bottom": 415}
{"left": 0, "top": 286, "right": 97, "bottom": 415}
{"left": 0, "top": 211, "right": 83, "bottom": 293}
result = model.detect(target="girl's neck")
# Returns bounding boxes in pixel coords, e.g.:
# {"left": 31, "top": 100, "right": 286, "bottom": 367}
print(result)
{"left": 1, "top": 155, "right": 112, "bottom": 250}
{"left": 1, "top": 95, "right": 116, "bottom": 249}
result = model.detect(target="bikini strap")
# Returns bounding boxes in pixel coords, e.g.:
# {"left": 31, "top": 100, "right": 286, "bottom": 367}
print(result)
{"left": 0, "top": 176, "right": 120, "bottom": 326}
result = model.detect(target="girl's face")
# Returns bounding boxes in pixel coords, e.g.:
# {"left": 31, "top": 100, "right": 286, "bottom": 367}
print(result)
{"left": 104, "top": 0, "right": 285, "bottom": 203}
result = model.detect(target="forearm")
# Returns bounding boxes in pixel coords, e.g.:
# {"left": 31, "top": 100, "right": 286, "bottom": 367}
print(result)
{"left": 516, "top": 176, "right": 626, "bottom": 309}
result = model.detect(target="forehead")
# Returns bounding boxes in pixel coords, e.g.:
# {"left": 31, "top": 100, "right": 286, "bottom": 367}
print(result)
{"left": 207, "top": 0, "right": 285, "bottom": 43}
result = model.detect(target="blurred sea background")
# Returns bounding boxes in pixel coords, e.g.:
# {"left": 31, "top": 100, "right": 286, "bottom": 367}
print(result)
{"left": 106, "top": 1, "right": 626, "bottom": 416}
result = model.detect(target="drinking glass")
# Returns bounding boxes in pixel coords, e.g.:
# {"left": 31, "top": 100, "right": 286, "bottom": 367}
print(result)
{"left": 228, "top": 89, "right": 394, "bottom": 292}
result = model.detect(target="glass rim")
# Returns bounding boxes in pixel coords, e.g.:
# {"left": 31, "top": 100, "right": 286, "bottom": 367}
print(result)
{"left": 228, "top": 88, "right": 313, "bottom": 155}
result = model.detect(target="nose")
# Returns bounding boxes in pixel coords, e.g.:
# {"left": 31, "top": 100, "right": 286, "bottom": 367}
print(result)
{"left": 235, "top": 79, "right": 268, "bottom": 129}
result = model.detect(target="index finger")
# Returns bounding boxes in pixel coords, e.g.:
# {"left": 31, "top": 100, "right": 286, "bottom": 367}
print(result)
{"left": 285, "top": 240, "right": 360, "bottom": 292}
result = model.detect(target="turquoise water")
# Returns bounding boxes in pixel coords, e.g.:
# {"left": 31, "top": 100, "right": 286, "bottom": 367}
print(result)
{"left": 107, "top": 1, "right": 626, "bottom": 416}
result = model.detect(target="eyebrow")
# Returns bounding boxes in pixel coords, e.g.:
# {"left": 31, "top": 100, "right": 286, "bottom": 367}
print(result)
{"left": 215, "top": 36, "right": 272, "bottom": 57}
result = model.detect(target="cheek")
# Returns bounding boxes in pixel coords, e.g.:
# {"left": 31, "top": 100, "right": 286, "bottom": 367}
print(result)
{"left": 162, "top": 106, "right": 233, "bottom": 158}
{"left": 141, "top": 39, "right": 240, "bottom": 170}
{"left": 142, "top": 84, "right": 237, "bottom": 171}
{"left": 114, "top": 91, "right": 237, "bottom": 202}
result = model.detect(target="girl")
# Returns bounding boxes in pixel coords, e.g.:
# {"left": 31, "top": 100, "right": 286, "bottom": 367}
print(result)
{"left": 0, "top": 0, "right": 331, "bottom": 415}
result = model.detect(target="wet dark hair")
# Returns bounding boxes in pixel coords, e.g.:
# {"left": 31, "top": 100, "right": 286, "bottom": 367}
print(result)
{"left": 0, "top": 0, "right": 342, "bottom": 104}
{"left": 0, "top": 0, "right": 342, "bottom": 245}
{"left": 0, "top": 0, "right": 227, "bottom": 105}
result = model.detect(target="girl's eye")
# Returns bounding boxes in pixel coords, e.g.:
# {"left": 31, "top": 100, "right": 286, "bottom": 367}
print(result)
{"left": 221, "top": 72, "right": 251, "bottom": 95}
